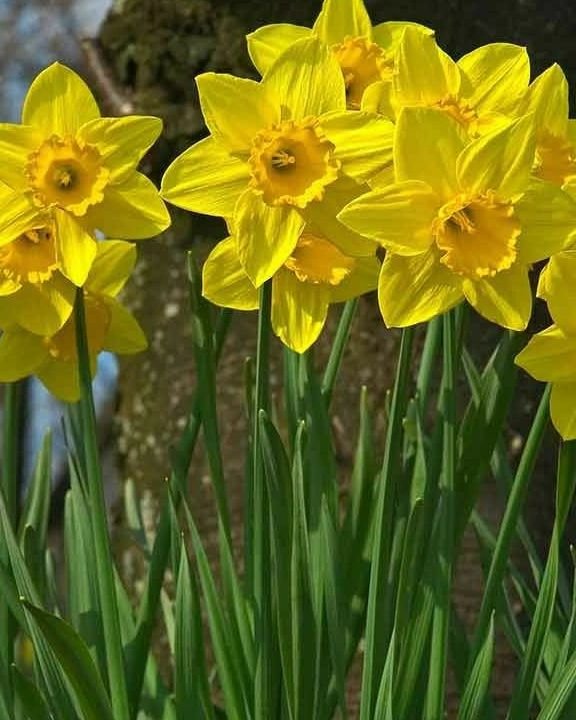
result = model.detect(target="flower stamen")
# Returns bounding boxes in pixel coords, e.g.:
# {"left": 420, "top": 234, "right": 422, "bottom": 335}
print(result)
{"left": 432, "top": 191, "right": 520, "bottom": 278}
{"left": 249, "top": 118, "right": 340, "bottom": 208}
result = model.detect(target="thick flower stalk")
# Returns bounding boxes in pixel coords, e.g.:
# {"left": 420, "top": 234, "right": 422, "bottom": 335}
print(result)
{"left": 339, "top": 108, "right": 576, "bottom": 329}
{"left": 0, "top": 241, "right": 146, "bottom": 401}
{"left": 203, "top": 228, "right": 379, "bottom": 353}
{"left": 247, "top": 0, "right": 430, "bottom": 109}
{"left": 161, "top": 37, "right": 393, "bottom": 287}
{"left": 516, "top": 249, "right": 576, "bottom": 439}
{"left": 0, "top": 62, "right": 171, "bottom": 286}
{"left": 363, "top": 28, "right": 530, "bottom": 137}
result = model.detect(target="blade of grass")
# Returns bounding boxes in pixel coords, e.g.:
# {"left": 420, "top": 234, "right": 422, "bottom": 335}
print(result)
{"left": 251, "top": 281, "right": 274, "bottom": 718}
{"left": 425, "top": 311, "right": 458, "bottom": 720}
{"left": 360, "top": 326, "right": 415, "bottom": 720}
{"left": 470, "top": 385, "right": 550, "bottom": 662}
{"left": 458, "top": 615, "right": 495, "bottom": 720}
{"left": 125, "top": 307, "right": 232, "bottom": 717}
{"left": 73, "top": 290, "right": 129, "bottom": 720}
{"left": 22, "top": 601, "right": 115, "bottom": 720}
{"left": 321, "top": 298, "right": 358, "bottom": 406}
{"left": 0, "top": 379, "right": 24, "bottom": 704}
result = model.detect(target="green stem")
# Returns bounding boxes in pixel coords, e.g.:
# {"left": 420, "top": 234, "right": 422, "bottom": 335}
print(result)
{"left": 416, "top": 315, "right": 442, "bottom": 411}
{"left": 321, "top": 299, "right": 358, "bottom": 405}
{"left": 126, "top": 308, "right": 232, "bottom": 718}
{"left": 470, "top": 384, "right": 550, "bottom": 661}
{"left": 252, "top": 281, "right": 272, "bottom": 718}
{"left": 73, "top": 290, "right": 129, "bottom": 720}
{"left": 359, "top": 326, "right": 414, "bottom": 720}
{"left": 425, "top": 310, "right": 457, "bottom": 719}
{"left": 0, "top": 380, "right": 23, "bottom": 705}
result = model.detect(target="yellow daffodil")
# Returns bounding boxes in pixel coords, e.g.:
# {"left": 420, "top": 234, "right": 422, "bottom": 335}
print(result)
{"left": 0, "top": 183, "right": 78, "bottom": 335}
{"left": 515, "top": 326, "right": 576, "bottom": 439}
{"left": 363, "top": 28, "right": 529, "bottom": 137}
{"left": 0, "top": 62, "right": 171, "bottom": 286}
{"left": 518, "top": 64, "right": 576, "bottom": 190}
{"left": 161, "top": 37, "right": 393, "bottom": 287}
{"left": 202, "top": 229, "right": 379, "bottom": 353}
{"left": 247, "top": 0, "right": 430, "bottom": 109}
{"left": 338, "top": 108, "right": 576, "bottom": 330}
{"left": 537, "top": 246, "right": 576, "bottom": 332}
{"left": 0, "top": 240, "right": 146, "bottom": 402}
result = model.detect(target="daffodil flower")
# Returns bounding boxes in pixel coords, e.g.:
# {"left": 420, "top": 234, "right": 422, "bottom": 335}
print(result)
{"left": 161, "top": 37, "right": 393, "bottom": 287}
{"left": 0, "top": 62, "right": 171, "bottom": 286}
{"left": 0, "top": 240, "right": 146, "bottom": 402}
{"left": 202, "top": 230, "right": 379, "bottom": 353}
{"left": 0, "top": 182, "right": 78, "bottom": 335}
{"left": 339, "top": 108, "right": 576, "bottom": 330}
{"left": 516, "top": 325, "right": 576, "bottom": 439}
{"left": 518, "top": 64, "right": 576, "bottom": 190}
{"left": 363, "top": 28, "right": 530, "bottom": 136}
{"left": 247, "top": 0, "right": 430, "bottom": 109}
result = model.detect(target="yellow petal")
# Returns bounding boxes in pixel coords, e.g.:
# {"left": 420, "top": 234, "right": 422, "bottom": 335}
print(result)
{"left": 395, "top": 28, "right": 460, "bottom": 106}
{"left": 202, "top": 237, "right": 259, "bottom": 311}
{"left": 372, "top": 21, "right": 433, "bottom": 51}
{"left": 235, "top": 189, "right": 305, "bottom": 287}
{"left": 271, "top": 268, "right": 329, "bottom": 353}
{"left": 330, "top": 255, "right": 380, "bottom": 303}
{"left": 462, "top": 263, "right": 531, "bottom": 331}
{"left": 395, "top": 107, "right": 466, "bottom": 199}
{"left": 85, "top": 173, "right": 171, "bottom": 239}
{"left": 196, "top": 73, "right": 278, "bottom": 153}
{"left": 78, "top": 116, "right": 163, "bottom": 183}
{"left": 301, "top": 176, "right": 378, "bottom": 257}
{"left": 537, "top": 251, "right": 576, "bottom": 333}
{"left": 0, "top": 276, "right": 75, "bottom": 335}
{"left": 338, "top": 181, "right": 438, "bottom": 254}
{"left": 0, "top": 328, "right": 47, "bottom": 381}
{"left": 519, "top": 64, "right": 568, "bottom": 139}
{"left": 247, "top": 24, "right": 312, "bottom": 75}
{"left": 515, "top": 179, "right": 576, "bottom": 264}
{"left": 515, "top": 324, "right": 576, "bottom": 382}
{"left": 161, "top": 137, "right": 249, "bottom": 217}
{"left": 320, "top": 110, "right": 393, "bottom": 182}
{"left": 457, "top": 115, "right": 535, "bottom": 198}
{"left": 313, "top": 0, "right": 372, "bottom": 44}
{"left": 550, "top": 382, "right": 576, "bottom": 440}
{"left": 103, "top": 299, "right": 147, "bottom": 355}
{"left": 0, "top": 278, "right": 20, "bottom": 297}
{"left": 55, "top": 209, "right": 97, "bottom": 286}
{"left": 86, "top": 240, "right": 136, "bottom": 297}
{"left": 0, "top": 124, "right": 43, "bottom": 191}
{"left": 458, "top": 43, "right": 530, "bottom": 115}
{"left": 378, "top": 249, "right": 463, "bottom": 327}
{"left": 22, "top": 62, "right": 100, "bottom": 136}
{"left": 361, "top": 81, "right": 397, "bottom": 120}
{"left": 0, "top": 191, "right": 42, "bottom": 246}
{"left": 264, "top": 37, "right": 345, "bottom": 120}
{"left": 37, "top": 359, "right": 81, "bottom": 403}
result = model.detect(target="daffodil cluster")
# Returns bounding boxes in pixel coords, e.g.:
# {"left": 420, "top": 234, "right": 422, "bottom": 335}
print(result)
{"left": 159, "top": 0, "right": 576, "bottom": 440}
{"left": 0, "top": 63, "right": 170, "bottom": 400}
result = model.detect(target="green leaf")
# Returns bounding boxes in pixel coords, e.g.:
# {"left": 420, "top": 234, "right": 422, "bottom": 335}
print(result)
{"left": 22, "top": 601, "right": 114, "bottom": 720}
{"left": 174, "top": 540, "right": 215, "bottom": 720}
{"left": 458, "top": 615, "right": 495, "bottom": 720}
{"left": 508, "top": 528, "right": 559, "bottom": 719}
{"left": 321, "top": 299, "right": 358, "bottom": 406}
{"left": 182, "top": 500, "right": 252, "bottom": 720}
{"left": 18, "top": 433, "right": 52, "bottom": 546}
{"left": 11, "top": 665, "right": 51, "bottom": 720}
